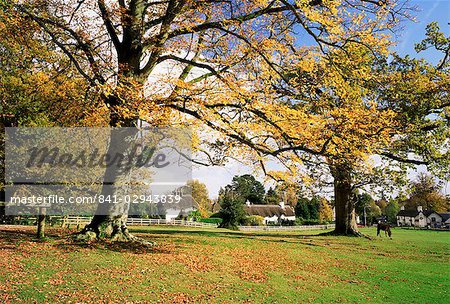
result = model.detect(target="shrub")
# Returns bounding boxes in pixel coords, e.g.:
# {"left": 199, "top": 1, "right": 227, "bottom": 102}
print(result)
{"left": 294, "top": 218, "right": 304, "bottom": 226}
{"left": 280, "top": 219, "right": 295, "bottom": 226}
{"left": 218, "top": 193, "right": 245, "bottom": 229}
{"left": 302, "top": 219, "right": 320, "bottom": 225}
{"left": 242, "top": 215, "right": 264, "bottom": 226}
{"left": 199, "top": 218, "right": 223, "bottom": 224}
{"left": 210, "top": 212, "right": 221, "bottom": 218}
{"left": 188, "top": 210, "right": 202, "bottom": 221}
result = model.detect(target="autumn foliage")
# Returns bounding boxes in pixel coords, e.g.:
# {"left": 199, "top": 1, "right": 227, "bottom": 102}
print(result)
{"left": 2, "top": 0, "right": 448, "bottom": 236}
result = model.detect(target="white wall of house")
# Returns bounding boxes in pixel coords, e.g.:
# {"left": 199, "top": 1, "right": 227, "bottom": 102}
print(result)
{"left": 397, "top": 216, "right": 415, "bottom": 226}
{"left": 263, "top": 215, "right": 296, "bottom": 224}
{"left": 427, "top": 212, "right": 442, "bottom": 228}
{"left": 165, "top": 209, "right": 179, "bottom": 221}
{"left": 264, "top": 215, "right": 279, "bottom": 224}
{"left": 280, "top": 215, "right": 296, "bottom": 222}
{"left": 406, "top": 216, "right": 413, "bottom": 226}
{"left": 414, "top": 213, "right": 427, "bottom": 227}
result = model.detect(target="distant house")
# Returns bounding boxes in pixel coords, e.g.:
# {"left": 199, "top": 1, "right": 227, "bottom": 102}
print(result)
{"left": 165, "top": 207, "right": 195, "bottom": 221}
{"left": 244, "top": 201, "right": 295, "bottom": 225}
{"left": 426, "top": 211, "right": 443, "bottom": 228}
{"left": 440, "top": 213, "right": 450, "bottom": 228}
{"left": 396, "top": 206, "right": 449, "bottom": 228}
{"left": 396, "top": 208, "right": 418, "bottom": 227}
{"left": 164, "top": 191, "right": 197, "bottom": 221}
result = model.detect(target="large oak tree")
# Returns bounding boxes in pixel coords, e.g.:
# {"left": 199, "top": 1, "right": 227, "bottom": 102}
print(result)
{"left": 6, "top": 0, "right": 447, "bottom": 238}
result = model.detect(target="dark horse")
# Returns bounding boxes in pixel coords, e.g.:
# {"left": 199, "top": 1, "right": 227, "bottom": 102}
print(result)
{"left": 377, "top": 222, "right": 392, "bottom": 238}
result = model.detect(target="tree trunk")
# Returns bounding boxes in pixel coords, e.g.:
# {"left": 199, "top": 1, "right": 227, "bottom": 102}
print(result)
{"left": 75, "top": 126, "right": 150, "bottom": 243}
{"left": 37, "top": 207, "right": 46, "bottom": 239}
{"left": 331, "top": 165, "right": 360, "bottom": 236}
{"left": 80, "top": 214, "right": 135, "bottom": 242}
{"left": 74, "top": 0, "right": 151, "bottom": 242}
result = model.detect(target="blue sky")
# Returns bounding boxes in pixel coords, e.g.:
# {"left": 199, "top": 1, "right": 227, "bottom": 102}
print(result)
{"left": 389, "top": 0, "right": 449, "bottom": 196}
{"left": 397, "top": 0, "right": 449, "bottom": 63}
{"left": 193, "top": 1, "right": 450, "bottom": 198}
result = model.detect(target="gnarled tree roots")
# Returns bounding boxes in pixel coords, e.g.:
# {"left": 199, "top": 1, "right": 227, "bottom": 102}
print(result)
{"left": 73, "top": 223, "right": 155, "bottom": 246}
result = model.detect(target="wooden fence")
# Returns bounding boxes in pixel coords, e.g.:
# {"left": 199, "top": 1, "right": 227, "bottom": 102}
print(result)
{"left": 62, "top": 216, "right": 92, "bottom": 229}
{"left": 127, "top": 218, "right": 218, "bottom": 228}
{"left": 239, "top": 224, "right": 335, "bottom": 231}
{"left": 62, "top": 216, "right": 218, "bottom": 229}
{"left": 7, "top": 216, "right": 334, "bottom": 231}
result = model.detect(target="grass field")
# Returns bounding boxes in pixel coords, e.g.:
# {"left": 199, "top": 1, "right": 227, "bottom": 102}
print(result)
{"left": 0, "top": 225, "right": 448, "bottom": 303}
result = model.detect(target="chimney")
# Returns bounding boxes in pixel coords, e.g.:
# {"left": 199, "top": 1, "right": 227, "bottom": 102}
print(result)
{"left": 417, "top": 205, "right": 423, "bottom": 212}
{"left": 400, "top": 206, "right": 405, "bottom": 210}
{"left": 279, "top": 201, "right": 285, "bottom": 209}
{"left": 245, "top": 200, "right": 251, "bottom": 206}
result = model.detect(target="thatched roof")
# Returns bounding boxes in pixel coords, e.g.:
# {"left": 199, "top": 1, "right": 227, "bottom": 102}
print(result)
{"left": 244, "top": 204, "right": 295, "bottom": 217}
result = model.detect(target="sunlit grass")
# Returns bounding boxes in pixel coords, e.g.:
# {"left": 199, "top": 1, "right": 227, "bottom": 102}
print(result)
{"left": 1, "top": 225, "right": 448, "bottom": 303}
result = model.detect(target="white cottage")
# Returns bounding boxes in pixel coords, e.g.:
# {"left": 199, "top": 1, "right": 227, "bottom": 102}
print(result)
{"left": 163, "top": 192, "right": 197, "bottom": 221}
{"left": 244, "top": 201, "right": 296, "bottom": 224}
{"left": 397, "top": 206, "right": 427, "bottom": 227}
{"left": 165, "top": 207, "right": 195, "bottom": 221}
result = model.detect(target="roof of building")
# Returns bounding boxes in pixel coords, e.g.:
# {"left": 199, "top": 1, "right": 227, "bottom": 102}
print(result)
{"left": 439, "top": 213, "right": 450, "bottom": 222}
{"left": 422, "top": 210, "right": 438, "bottom": 217}
{"left": 397, "top": 208, "right": 450, "bottom": 220}
{"left": 397, "top": 210, "right": 419, "bottom": 217}
{"left": 244, "top": 204, "right": 295, "bottom": 217}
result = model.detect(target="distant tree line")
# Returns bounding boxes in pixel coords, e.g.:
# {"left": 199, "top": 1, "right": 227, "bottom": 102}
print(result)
{"left": 216, "top": 174, "right": 334, "bottom": 229}
{"left": 354, "top": 173, "right": 449, "bottom": 225}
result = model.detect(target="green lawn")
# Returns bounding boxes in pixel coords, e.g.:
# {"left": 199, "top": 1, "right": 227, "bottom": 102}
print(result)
{"left": 0, "top": 225, "right": 449, "bottom": 303}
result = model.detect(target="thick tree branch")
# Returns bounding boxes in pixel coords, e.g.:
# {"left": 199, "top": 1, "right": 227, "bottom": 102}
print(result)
{"left": 97, "top": 0, "right": 122, "bottom": 52}
{"left": 380, "top": 152, "right": 429, "bottom": 165}
{"left": 166, "top": 1, "right": 289, "bottom": 39}
{"left": 156, "top": 54, "right": 226, "bottom": 81}
{"left": 140, "top": 0, "right": 187, "bottom": 76}
{"left": 18, "top": 5, "right": 106, "bottom": 84}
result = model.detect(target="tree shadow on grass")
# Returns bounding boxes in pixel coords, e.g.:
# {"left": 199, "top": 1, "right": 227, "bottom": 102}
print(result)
{"left": 0, "top": 225, "right": 174, "bottom": 254}
{"left": 0, "top": 225, "right": 339, "bottom": 253}
{"left": 0, "top": 226, "right": 71, "bottom": 254}
{"left": 130, "top": 228, "right": 331, "bottom": 247}
{"left": 54, "top": 240, "right": 173, "bottom": 254}
{"left": 0, "top": 225, "right": 69, "bottom": 242}
{"left": 132, "top": 227, "right": 327, "bottom": 239}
